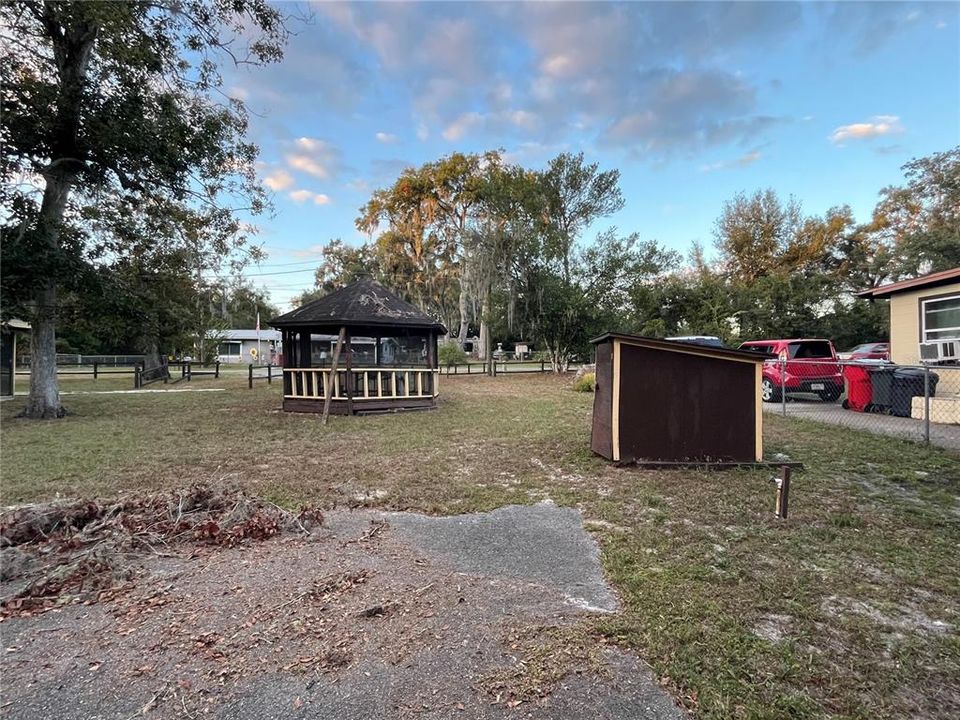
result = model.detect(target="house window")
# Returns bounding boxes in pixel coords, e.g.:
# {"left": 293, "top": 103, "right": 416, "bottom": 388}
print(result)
{"left": 922, "top": 295, "right": 960, "bottom": 342}
{"left": 217, "top": 341, "right": 242, "bottom": 357}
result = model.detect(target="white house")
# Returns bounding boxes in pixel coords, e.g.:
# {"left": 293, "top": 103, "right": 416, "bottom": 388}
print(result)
{"left": 217, "top": 329, "right": 282, "bottom": 364}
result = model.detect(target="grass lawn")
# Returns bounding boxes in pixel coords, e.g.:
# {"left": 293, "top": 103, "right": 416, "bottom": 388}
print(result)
{"left": 2, "top": 374, "right": 958, "bottom": 719}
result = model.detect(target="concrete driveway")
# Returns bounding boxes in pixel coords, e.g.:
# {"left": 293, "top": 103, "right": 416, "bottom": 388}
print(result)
{"left": 762, "top": 397, "right": 960, "bottom": 452}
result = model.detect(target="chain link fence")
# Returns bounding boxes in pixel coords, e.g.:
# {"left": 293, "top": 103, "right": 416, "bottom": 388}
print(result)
{"left": 762, "top": 357, "right": 960, "bottom": 449}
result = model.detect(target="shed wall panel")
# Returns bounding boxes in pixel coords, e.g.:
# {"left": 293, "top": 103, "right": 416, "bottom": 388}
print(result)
{"left": 617, "top": 344, "right": 756, "bottom": 462}
{"left": 590, "top": 342, "right": 614, "bottom": 459}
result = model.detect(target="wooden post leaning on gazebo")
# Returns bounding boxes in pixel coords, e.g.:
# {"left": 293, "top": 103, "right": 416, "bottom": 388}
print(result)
{"left": 321, "top": 327, "right": 346, "bottom": 426}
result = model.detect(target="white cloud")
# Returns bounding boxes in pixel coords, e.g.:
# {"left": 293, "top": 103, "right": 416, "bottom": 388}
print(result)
{"left": 508, "top": 110, "right": 538, "bottom": 131}
{"left": 294, "top": 137, "right": 330, "bottom": 153}
{"left": 288, "top": 189, "right": 332, "bottom": 205}
{"left": 375, "top": 132, "right": 398, "bottom": 144}
{"left": 288, "top": 244, "right": 328, "bottom": 259}
{"left": 442, "top": 109, "right": 539, "bottom": 142}
{"left": 829, "top": 115, "right": 904, "bottom": 144}
{"left": 286, "top": 154, "right": 330, "bottom": 178}
{"left": 263, "top": 169, "right": 294, "bottom": 191}
{"left": 416, "top": 123, "right": 429, "bottom": 141}
{"left": 288, "top": 189, "right": 314, "bottom": 203}
{"left": 541, "top": 54, "right": 575, "bottom": 77}
{"left": 283, "top": 137, "right": 341, "bottom": 180}
{"left": 700, "top": 149, "right": 764, "bottom": 172}
{"left": 442, "top": 112, "right": 483, "bottom": 141}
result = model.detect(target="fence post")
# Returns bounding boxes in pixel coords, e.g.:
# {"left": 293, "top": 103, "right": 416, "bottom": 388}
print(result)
{"left": 541, "top": 360, "right": 545, "bottom": 373}
{"left": 248, "top": 363, "right": 253, "bottom": 389}
{"left": 267, "top": 364, "right": 272, "bottom": 385}
{"left": 93, "top": 361, "right": 98, "bottom": 380}
{"left": 187, "top": 362, "right": 192, "bottom": 382}
{"left": 215, "top": 361, "right": 220, "bottom": 379}
{"left": 780, "top": 358, "right": 787, "bottom": 417}
{"left": 134, "top": 365, "right": 141, "bottom": 389}
{"left": 923, "top": 366, "right": 931, "bottom": 445}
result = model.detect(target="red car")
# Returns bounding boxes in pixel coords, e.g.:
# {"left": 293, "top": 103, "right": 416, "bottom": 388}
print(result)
{"left": 843, "top": 342, "right": 890, "bottom": 361}
{"left": 738, "top": 339, "right": 843, "bottom": 402}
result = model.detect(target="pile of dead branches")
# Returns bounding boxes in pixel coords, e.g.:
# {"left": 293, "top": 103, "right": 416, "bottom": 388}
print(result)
{"left": 0, "top": 485, "right": 323, "bottom": 616}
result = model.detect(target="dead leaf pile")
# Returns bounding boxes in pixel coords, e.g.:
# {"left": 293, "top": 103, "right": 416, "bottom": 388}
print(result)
{"left": 0, "top": 485, "right": 324, "bottom": 616}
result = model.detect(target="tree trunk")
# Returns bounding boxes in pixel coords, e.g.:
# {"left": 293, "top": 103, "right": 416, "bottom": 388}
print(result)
{"left": 457, "top": 282, "right": 470, "bottom": 347}
{"left": 21, "top": 12, "right": 98, "bottom": 418}
{"left": 480, "top": 292, "right": 494, "bottom": 376}
{"left": 477, "top": 319, "right": 486, "bottom": 364}
{"left": 547, "top": 343, "right": 567, "bottom": 374}
{"left": 25, "top": 281, "right": 62, "bottom": 418}
{"left": 23, "top": 172, "right": 74, "bottom": 418}
{"left": 144, "top": 341, "right": 162, "bottom": 372}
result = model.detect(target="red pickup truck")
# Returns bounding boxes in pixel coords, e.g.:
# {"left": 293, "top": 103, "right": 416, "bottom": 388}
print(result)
{"left": 738, "top": 339, "right": 843, "bottom": 402}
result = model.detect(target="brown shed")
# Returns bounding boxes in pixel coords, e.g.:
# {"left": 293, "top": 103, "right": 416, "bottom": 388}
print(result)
{"left": 590, "top": 333, "right": 767, "bottom": 463}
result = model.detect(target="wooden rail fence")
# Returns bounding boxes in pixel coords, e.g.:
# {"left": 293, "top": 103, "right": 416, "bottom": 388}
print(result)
{"left": 442, "top": 360, "right": 554, "bottom": 375}
{"left": 248, "top": 363, "right": 276, "bottom": 388}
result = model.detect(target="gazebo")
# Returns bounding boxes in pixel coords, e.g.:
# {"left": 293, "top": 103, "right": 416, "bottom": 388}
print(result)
{"left": 268, "top": 279, "right": 446, "bottom": 415}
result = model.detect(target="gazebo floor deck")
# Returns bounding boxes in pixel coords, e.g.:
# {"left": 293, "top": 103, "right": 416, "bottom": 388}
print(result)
{"left": 282, "top": 396, "right": 437, "bottom": 415}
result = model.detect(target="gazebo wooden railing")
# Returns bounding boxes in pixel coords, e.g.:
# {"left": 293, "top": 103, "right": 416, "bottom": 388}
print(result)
{"left": 283, "top": 367, "right": 439, "bottom": 401}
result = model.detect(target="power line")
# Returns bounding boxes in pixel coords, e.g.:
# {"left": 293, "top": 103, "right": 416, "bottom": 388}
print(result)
{"left": 201, "top": 267, "right": 317, "bottom": 278}
{"left": 248, "top": 258, "right": 325, "bottom": 268}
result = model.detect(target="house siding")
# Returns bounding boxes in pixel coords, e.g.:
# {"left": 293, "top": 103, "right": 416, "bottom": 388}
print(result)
{"left": 888, "top": 281, "right": 960, "bottom": 364}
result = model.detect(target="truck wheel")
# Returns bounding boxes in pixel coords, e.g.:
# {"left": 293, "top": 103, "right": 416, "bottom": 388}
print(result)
{"left": 761, "top": 378, "right": 781, "bottom": 403}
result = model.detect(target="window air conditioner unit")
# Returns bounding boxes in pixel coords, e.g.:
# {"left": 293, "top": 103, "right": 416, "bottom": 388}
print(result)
{"left": 919, "top": 340, "right": 959, "bottom": 363}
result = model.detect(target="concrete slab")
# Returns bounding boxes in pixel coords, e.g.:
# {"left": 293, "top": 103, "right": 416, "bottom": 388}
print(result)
{"left": 0, "top": 505, "right": 684, "bottom": 720}
{"left": 386, "top": 502, "right": 619, "bottom": 613}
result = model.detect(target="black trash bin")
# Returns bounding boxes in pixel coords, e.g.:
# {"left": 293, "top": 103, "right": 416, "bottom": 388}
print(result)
{"left": 869, "top": 366, "right": 897, "bottom": 411}
{"left": 890, "top": 368, "right": 939, "bottom": 418}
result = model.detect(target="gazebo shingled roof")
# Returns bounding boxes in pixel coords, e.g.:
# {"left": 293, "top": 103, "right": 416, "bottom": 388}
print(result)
{"left": 269, "top": 279, "right": 446, "bottom": 332}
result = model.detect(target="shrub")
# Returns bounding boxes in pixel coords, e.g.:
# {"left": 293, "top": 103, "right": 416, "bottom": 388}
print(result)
{"left": 438, "top": 342, "right": 468, "bottom": 367}
{"left": 572, "top": 372, "right": 596, "bottom": 393}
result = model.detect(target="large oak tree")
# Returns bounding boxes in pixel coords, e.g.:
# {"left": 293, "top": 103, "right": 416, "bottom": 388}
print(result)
{"left": 1, "top": 0, "right": 287, "bottom": 417}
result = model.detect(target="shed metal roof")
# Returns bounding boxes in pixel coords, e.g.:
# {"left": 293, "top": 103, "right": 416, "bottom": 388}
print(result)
{"left": 269, "top": 279, "right": 446, "bottom": 332}
{"left": 591, "top": 332, "right": 770, "bottom": 362}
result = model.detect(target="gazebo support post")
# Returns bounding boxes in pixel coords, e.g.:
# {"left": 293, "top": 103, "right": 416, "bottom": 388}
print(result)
{"left": 321, "top": 326, "right": 346, "bottom": 426}
{"left": 344, "top": 328, "right": 354, "bottom": 416}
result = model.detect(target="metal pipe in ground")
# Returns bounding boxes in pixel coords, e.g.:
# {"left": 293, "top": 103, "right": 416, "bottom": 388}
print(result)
{"left": 773, "top": 465, "right": 791, "bottom": 519}
{"left": 780, "top": 358, "right": 787, "bottom": 416}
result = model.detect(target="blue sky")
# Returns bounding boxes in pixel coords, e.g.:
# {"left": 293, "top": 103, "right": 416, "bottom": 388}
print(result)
{"left": 223, "top": 1, "right": 960, "bottom": 311}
